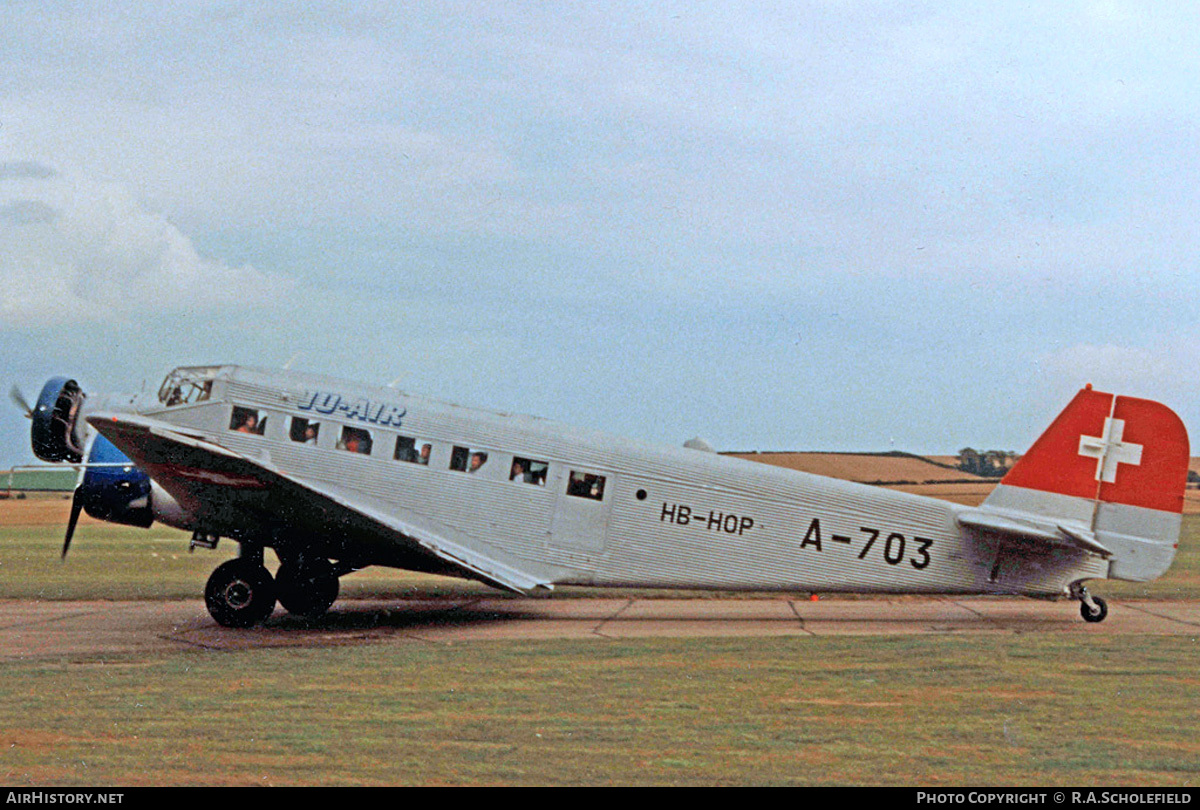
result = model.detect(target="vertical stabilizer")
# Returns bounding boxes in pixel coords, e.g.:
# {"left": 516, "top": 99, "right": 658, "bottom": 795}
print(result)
{"left": 983, "top": 386, "right": 1189, "bottom": 581}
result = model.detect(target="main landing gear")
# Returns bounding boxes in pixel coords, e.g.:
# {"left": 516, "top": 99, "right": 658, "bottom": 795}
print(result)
{"left": 275, "top": 557, "right": 340, "bottom": 619}
{"left": 205, "top": 556, "right": 276, "bottom": 628}
{"left": 1072, "top": 583, "right": 1109, "bottom": 624}
{"left": 203, "top": 547, "right": 342, "bottom": 628}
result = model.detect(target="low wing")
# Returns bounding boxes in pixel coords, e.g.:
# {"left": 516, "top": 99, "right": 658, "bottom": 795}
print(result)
{"left": 85, "top": 413, "right": 551, "bottom": 593}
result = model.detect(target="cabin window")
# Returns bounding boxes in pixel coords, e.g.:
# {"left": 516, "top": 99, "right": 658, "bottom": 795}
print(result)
{"left": 229, "top": 406, "right": 266, "bottom": 435}
{"left": 566, "top": 470, "right": 606, "bottom": 500}
{"left": 337, "top": 426, "right": 373, "bottom": 455}
{"left": 510, "top": 456, "right": 549, "bottom": 486}
{"left": 450, "top": 445, "right": 489, "bottom": 473}
{"left": 394, "top": 435, "right": 433, "bottom": 465}
{"left": 289, "top": 417, "right": 320, "bottom": 446}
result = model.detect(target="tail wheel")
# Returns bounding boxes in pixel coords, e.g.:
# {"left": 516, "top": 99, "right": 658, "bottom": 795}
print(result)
{"left": 275, "top": 558, "right": 340, "bottom": 618}
{"left": 1080, "top": 595, "right": 1109, "bottom": 623}
{"left": 205, "top": 559, "right": 277, "bottom": 628}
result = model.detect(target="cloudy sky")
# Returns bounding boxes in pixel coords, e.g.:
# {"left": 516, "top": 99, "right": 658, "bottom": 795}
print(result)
{"left": 3, "top": 1, "right": 1199, "bottom": 466}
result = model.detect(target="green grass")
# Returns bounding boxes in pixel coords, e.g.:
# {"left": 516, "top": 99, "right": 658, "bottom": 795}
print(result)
{"left": 3, "top": 514, "right": 1199, "bottom": 785}
{"left": 4, "top": 514, "right": 1200, "bottom": 602}
{"left": 0, "top": 635, "right": 1197, "bottom": 786}
{"left": 0, "top": 523, "right": 499, "bottom": 601}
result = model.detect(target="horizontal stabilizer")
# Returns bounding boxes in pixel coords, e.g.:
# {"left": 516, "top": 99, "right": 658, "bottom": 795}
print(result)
{"left": 975, "top": 386, "right": 1188, "bottom": 581}
{"left": 956, "top": 507, "right": 1112, "bottom": 558}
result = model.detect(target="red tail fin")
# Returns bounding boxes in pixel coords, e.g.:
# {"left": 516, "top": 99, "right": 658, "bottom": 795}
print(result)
{"left": 1000, "top": 386, "right": 1189, "bottom": 514}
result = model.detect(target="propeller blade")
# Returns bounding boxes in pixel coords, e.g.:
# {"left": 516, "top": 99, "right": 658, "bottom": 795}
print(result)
{"left": 62, "top": 489, "right": 83, "bottom": 560}
{"left": 9, "top": 385, "right": 33, "bottom": 418}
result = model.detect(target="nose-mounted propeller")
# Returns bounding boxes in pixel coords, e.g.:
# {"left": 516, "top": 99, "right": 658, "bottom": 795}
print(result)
{"left": 12, "top": 378, "right": 90, "bottom": 558}
{"left": 15, "top": 376, "right": 161, "bottom": 560}
{"left": 62, "top": 487, "right": 84, "bottom": 559}
{"left": 9, "top": 385, "right": 33, "bottom": 419}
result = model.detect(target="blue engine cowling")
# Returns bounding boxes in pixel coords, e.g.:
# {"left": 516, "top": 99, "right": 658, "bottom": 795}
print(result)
{"left": 77, "top": 434, "right": 154, "bottom": 528}
{"left": 31, "top": 377, "right": 86, "bottom": 463}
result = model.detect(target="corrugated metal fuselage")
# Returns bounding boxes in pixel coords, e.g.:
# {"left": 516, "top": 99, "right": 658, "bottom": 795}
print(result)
{"left": 141, "top": 366, "right": 1106, "bottom": 597}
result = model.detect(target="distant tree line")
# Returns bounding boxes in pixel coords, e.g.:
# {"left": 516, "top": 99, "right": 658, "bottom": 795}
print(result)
{"left": 956, "top": 449, "right": 1199, "bottom": 484}
{"left": 957, "top": 448, "right": 1018, "bottom": 478}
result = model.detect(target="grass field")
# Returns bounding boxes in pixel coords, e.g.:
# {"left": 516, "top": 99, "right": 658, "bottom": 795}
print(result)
{"left": 1, "top": 635, "right": 1197, "bottom": 786}
{"left": 3, "top": 500, "right": 1200, "bottom": 602}
{"left": 2, "top": 501, "right": 1199, "bottom": 786}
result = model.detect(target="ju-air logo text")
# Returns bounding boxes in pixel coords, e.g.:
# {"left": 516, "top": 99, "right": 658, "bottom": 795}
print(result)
{"left": 297, "top": 391, "right": 407, "bottom": 427}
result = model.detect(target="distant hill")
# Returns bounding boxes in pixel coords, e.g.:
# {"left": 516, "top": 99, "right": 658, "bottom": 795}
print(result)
{"left": 727, "top": 451, "right": 1200, "bottom": 512}
{"left": 6, "top": 452, "right": 1200, "bottom": 511}
{"left": 723, "top": 450, "right": 987, "bottom": 485}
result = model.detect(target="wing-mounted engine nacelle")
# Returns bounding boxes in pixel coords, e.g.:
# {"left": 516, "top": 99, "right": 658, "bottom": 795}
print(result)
{"left": 76, "top": 434, "right": 191, "bottom": 530}
{"left": 31, "top": 377, "right": 87, "bottom": 463}
{"left": 78, "top": 434, "right": 153, "bottom": 528}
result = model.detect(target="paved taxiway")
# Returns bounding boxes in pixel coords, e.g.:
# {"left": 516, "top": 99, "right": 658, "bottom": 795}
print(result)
{"left": 1, "top": 597, "right": 1198, "bottom": 659}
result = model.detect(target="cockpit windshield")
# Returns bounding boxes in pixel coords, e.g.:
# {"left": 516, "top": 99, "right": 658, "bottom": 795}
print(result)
{"left": 158, "top": 366, "right": 219, "bottom": 407}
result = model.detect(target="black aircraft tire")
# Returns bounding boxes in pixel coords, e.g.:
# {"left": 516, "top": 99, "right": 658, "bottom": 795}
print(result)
{"left": 276, "top": 559, "right": 340, "bottom": 618}
{"left": 205, "top": 559, "right": 277, "bottom": 628}
{"left": 1080, "top": 595, "right": 1108, "bottom": 623}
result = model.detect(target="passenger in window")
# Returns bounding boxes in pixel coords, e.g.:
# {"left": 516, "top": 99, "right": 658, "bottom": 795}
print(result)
{"left": 567, "top": 471, "right": 605, "bottom": 499}
{"left": 395, "top": 438, "right": 431, "bottom": 464}
{"left": 468, "top": 451, "right": 488, "bottom": 473}
{"left": 290, "top": 417, "right": 320, "bottom": 445}
{"left": 567, "top": 471, "right": 588, "bottom": 497}
{"left": 236, "top": 413, "right": 258, "bottom": 434}
{"left": 511, "top": 458, "right": 548, "bottom": 485}
{"left": 338, "top": 428, "right": 371, "bottom": 454}
{"left": 230, "top": 408, "right": 252, "bottom": 432}
{"left": 394, "top": 437, "right": 416, "bottom": 462}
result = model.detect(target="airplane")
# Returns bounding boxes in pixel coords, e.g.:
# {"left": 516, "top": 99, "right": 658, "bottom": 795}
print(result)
{"left": 10, "top": 364, "right": 1190, "bottom": 627}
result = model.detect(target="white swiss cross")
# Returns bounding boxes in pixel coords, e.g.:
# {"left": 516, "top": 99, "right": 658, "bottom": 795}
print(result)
{"left": 1078, "top": 417, "right": 1143, "bottom": 483}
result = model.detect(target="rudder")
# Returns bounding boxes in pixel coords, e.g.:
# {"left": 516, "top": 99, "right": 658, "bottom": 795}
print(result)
{"left": 984, "top": 386, "right": 1189, "bottom": 581}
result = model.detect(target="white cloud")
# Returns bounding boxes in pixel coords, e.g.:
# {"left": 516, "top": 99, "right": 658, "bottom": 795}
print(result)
{"left": 0, "top": 168, "right": 291, "bottom": 327}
